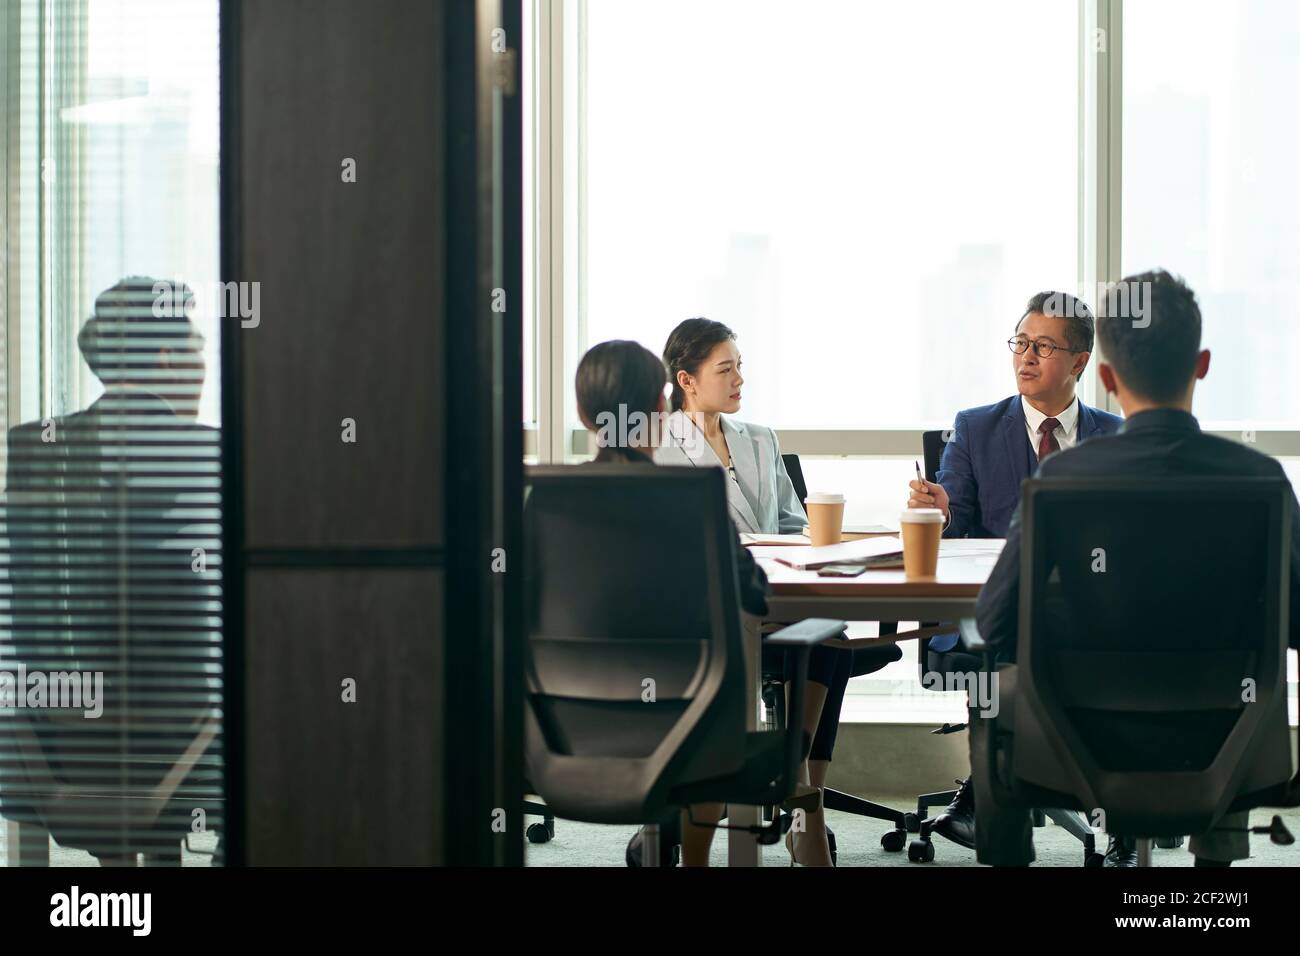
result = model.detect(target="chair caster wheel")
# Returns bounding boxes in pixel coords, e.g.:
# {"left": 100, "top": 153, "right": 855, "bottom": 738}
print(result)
{"left": 908, "top": 839, "right": 935, "bottom": 863}
{"left": 526, "top": 821, "right": 553, "bottom": 844}
{"left": 903, "top": 812, "right": 921, "bottom": 833}
{"left": 1085, "top": 851, "right": 1105, "bottom": 868}
{"left": 1155, "top": 835, "right": 1184, "bottom": 849}
{"left": 881, "top": 829, "right": 907, "bottom": 852}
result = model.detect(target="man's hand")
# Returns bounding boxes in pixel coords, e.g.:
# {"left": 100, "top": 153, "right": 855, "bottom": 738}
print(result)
{"left": 908, "top": 478, "right": 950, "bottom": 521}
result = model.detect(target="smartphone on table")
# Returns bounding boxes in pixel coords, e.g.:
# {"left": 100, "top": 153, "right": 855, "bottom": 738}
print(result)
{"left": 816, "top": 563, "right": 867, "bottom": 578}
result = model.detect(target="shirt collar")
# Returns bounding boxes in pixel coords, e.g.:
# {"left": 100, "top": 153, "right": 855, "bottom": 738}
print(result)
{"left": 1021, "top": 394, "right": 1078, "bottom": 437}
{"left": 1118, "top": 407, "right": 1201, "bottom": 434}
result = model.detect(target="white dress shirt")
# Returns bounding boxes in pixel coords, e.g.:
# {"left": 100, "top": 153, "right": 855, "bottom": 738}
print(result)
{"left": 1021, "top": 394, "right": 1079, "bottom": 458}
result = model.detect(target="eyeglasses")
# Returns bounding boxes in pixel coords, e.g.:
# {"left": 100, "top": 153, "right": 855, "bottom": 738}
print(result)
{"left": 1006, "top": 336, "right": 1083, "bottom": 359}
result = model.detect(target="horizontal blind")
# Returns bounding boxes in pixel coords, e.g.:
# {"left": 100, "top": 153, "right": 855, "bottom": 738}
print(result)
{"left": 0, "top": 0, "right": 223, "bottom": 866}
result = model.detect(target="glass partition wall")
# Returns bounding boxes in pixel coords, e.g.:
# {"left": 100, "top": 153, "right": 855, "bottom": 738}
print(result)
{"left": 1, "top": 0, "right": 223, "bottom": 866}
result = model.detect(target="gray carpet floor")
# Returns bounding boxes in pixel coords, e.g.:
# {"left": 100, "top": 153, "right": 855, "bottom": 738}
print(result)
{"left": 0, "top": 831, "right": 219, "bottom": 867}
{"left": 523, "top": 795, "right": 1300, "bottom": 867}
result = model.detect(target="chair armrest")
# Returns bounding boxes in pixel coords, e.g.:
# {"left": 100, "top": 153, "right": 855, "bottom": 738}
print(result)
{"left": 765, "top": 618, "right": 846, "bottom": 647}
{"left": 957, "top": 618, "right": 987, "bottom": 654}
{"left": 826, "top": 623, "right": 953, "bottom": 648}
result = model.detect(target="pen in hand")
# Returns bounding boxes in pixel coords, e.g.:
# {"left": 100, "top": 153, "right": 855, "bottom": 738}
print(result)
{"left": 913, "top": 460, "right": 948, "bottom": 527}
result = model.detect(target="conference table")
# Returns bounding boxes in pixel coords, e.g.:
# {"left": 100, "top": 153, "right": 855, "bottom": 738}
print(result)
{"left": 726, "top": 537, "right": 1006, "bottom": 866}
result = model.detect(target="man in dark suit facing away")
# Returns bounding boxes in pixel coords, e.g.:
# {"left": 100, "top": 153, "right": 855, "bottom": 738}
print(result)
{"left": 972, "top": 269, "right": 1300, "bottom": 867}
{"left": 907, "top": 291, "right": 1123, "bottom": 852}
{"left": 1, "top": 277, "right": 223, "bottom": 865}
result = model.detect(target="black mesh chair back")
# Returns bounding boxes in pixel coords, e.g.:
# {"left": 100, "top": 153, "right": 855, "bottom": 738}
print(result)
{"left": 1011, "top": 477, "right": 1294, "bottom": 835}
{"left": 524, "top": 465, "right": 748, "bottom": 823}
{"left": 781, "top": 453, "right": 808, "bottom": 513}
{"left": 921, "top": 431, "right": 947, "bottom": 484}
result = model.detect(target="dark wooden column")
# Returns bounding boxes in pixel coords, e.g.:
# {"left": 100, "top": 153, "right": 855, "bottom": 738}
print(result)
{"left": 221, "top": 0, "right": 522, "bottom": 866}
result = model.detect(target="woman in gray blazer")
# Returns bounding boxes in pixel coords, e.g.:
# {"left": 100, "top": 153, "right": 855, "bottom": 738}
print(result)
{"left": 654, "top": 323, "right": 805, "bottom": 535}
{"left": 656, "top": 318, "right": 850, "bottom": 866}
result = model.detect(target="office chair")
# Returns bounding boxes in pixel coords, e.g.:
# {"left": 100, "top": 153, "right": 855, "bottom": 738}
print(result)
{"left": 1, "top": 712, "right": 221, "bottom": 864}
{"left": 921, "top": 430, "right": 947, "bottom": 486}
{"left": 782, "top": 453, "right": 809, "bottom": 509}
{"left": 1, "top": 407, "right": 224, "bottom": 866}
{"left": 524, "top": 465, "right": 844, "bottom": 865}
{"left": 522, "top": 797, "right": 556, "bottom": 844}
{"left": 967, "top": 478, "right": 1299, "bottom": 865}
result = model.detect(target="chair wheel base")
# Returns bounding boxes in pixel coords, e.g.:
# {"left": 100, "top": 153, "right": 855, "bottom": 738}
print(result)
{"left": 908, "top": 839, "right": 936, "bottom": 863}
{"left": 881, "top": 829, "right": 907, "bottom": 852}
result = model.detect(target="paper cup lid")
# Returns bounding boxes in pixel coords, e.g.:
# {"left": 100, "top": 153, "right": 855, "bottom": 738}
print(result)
{"left": 805, "top": 492, "right": 845, "bottom": 505}
{"left": 900, "top": 508, "right": 944, "bottom": 523}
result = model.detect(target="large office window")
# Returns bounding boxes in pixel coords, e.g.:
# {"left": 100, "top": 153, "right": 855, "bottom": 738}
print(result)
{"left": 581, "top": 0, "right": 1078, "bottom": 432}
{"left": 1123, "top": 0, "right": 1300, "bottom": 431}
{"left": 525, "top": 0, "right": 1080, "bottom": 459}
{"left": 1, "top": 0, "right": 223, "bottom": 866}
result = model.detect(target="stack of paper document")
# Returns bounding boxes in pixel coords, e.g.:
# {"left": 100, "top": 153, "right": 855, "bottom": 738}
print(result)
{"left": 762, "top": 536, "right": 904, "bottom": 571}
{"left": 799, "top": 523, "right": 899, "bottom": 541}
{"left": 739, "top": 532, "right": 811, "bottom": 547}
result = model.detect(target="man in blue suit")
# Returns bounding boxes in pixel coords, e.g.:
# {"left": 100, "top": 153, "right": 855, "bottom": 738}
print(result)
{"left": 906, "top": 290, "right": 1123, "bottom": 855}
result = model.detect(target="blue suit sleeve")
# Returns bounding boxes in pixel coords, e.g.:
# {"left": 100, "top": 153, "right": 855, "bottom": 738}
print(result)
{"left": 937, "top": 413, "right": 978, "bottom": 538}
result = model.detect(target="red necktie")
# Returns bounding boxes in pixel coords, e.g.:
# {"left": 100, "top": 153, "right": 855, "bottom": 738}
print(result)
{"left": 1037, "top": 417, "right": 1061, "bottom": 460}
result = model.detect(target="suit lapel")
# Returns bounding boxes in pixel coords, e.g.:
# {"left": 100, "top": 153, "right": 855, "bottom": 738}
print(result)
{"left": 666, "top": 410, "right": 714, "bottom": 466}
{"left": 723, "top": 418, "right": 763, "bottom": 532}
{"left": 1078, "top": 402, "right": 1099, "bottom": 440}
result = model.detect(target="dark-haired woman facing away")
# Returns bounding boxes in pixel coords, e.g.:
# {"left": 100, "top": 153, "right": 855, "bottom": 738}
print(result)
{"left": 575, "top": 338, "right": 836, "bottom": 866}
{"left": 575, "top": 339, "right": 764, "bottom": 866}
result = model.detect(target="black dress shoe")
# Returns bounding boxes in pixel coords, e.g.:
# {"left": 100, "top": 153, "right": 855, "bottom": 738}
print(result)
{"left": 1104, "top": 834, "right": 1138, "bottom": 867}
{"left": 930, "top": 777, "right": 976, "bottom": 849}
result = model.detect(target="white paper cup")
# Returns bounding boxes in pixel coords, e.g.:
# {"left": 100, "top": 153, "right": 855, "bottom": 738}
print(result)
{"left": 899, "top": 508, "right": 943, "bottom": 579}
{"left": 806, "top": 493, "right": 846, "bottom": 547}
